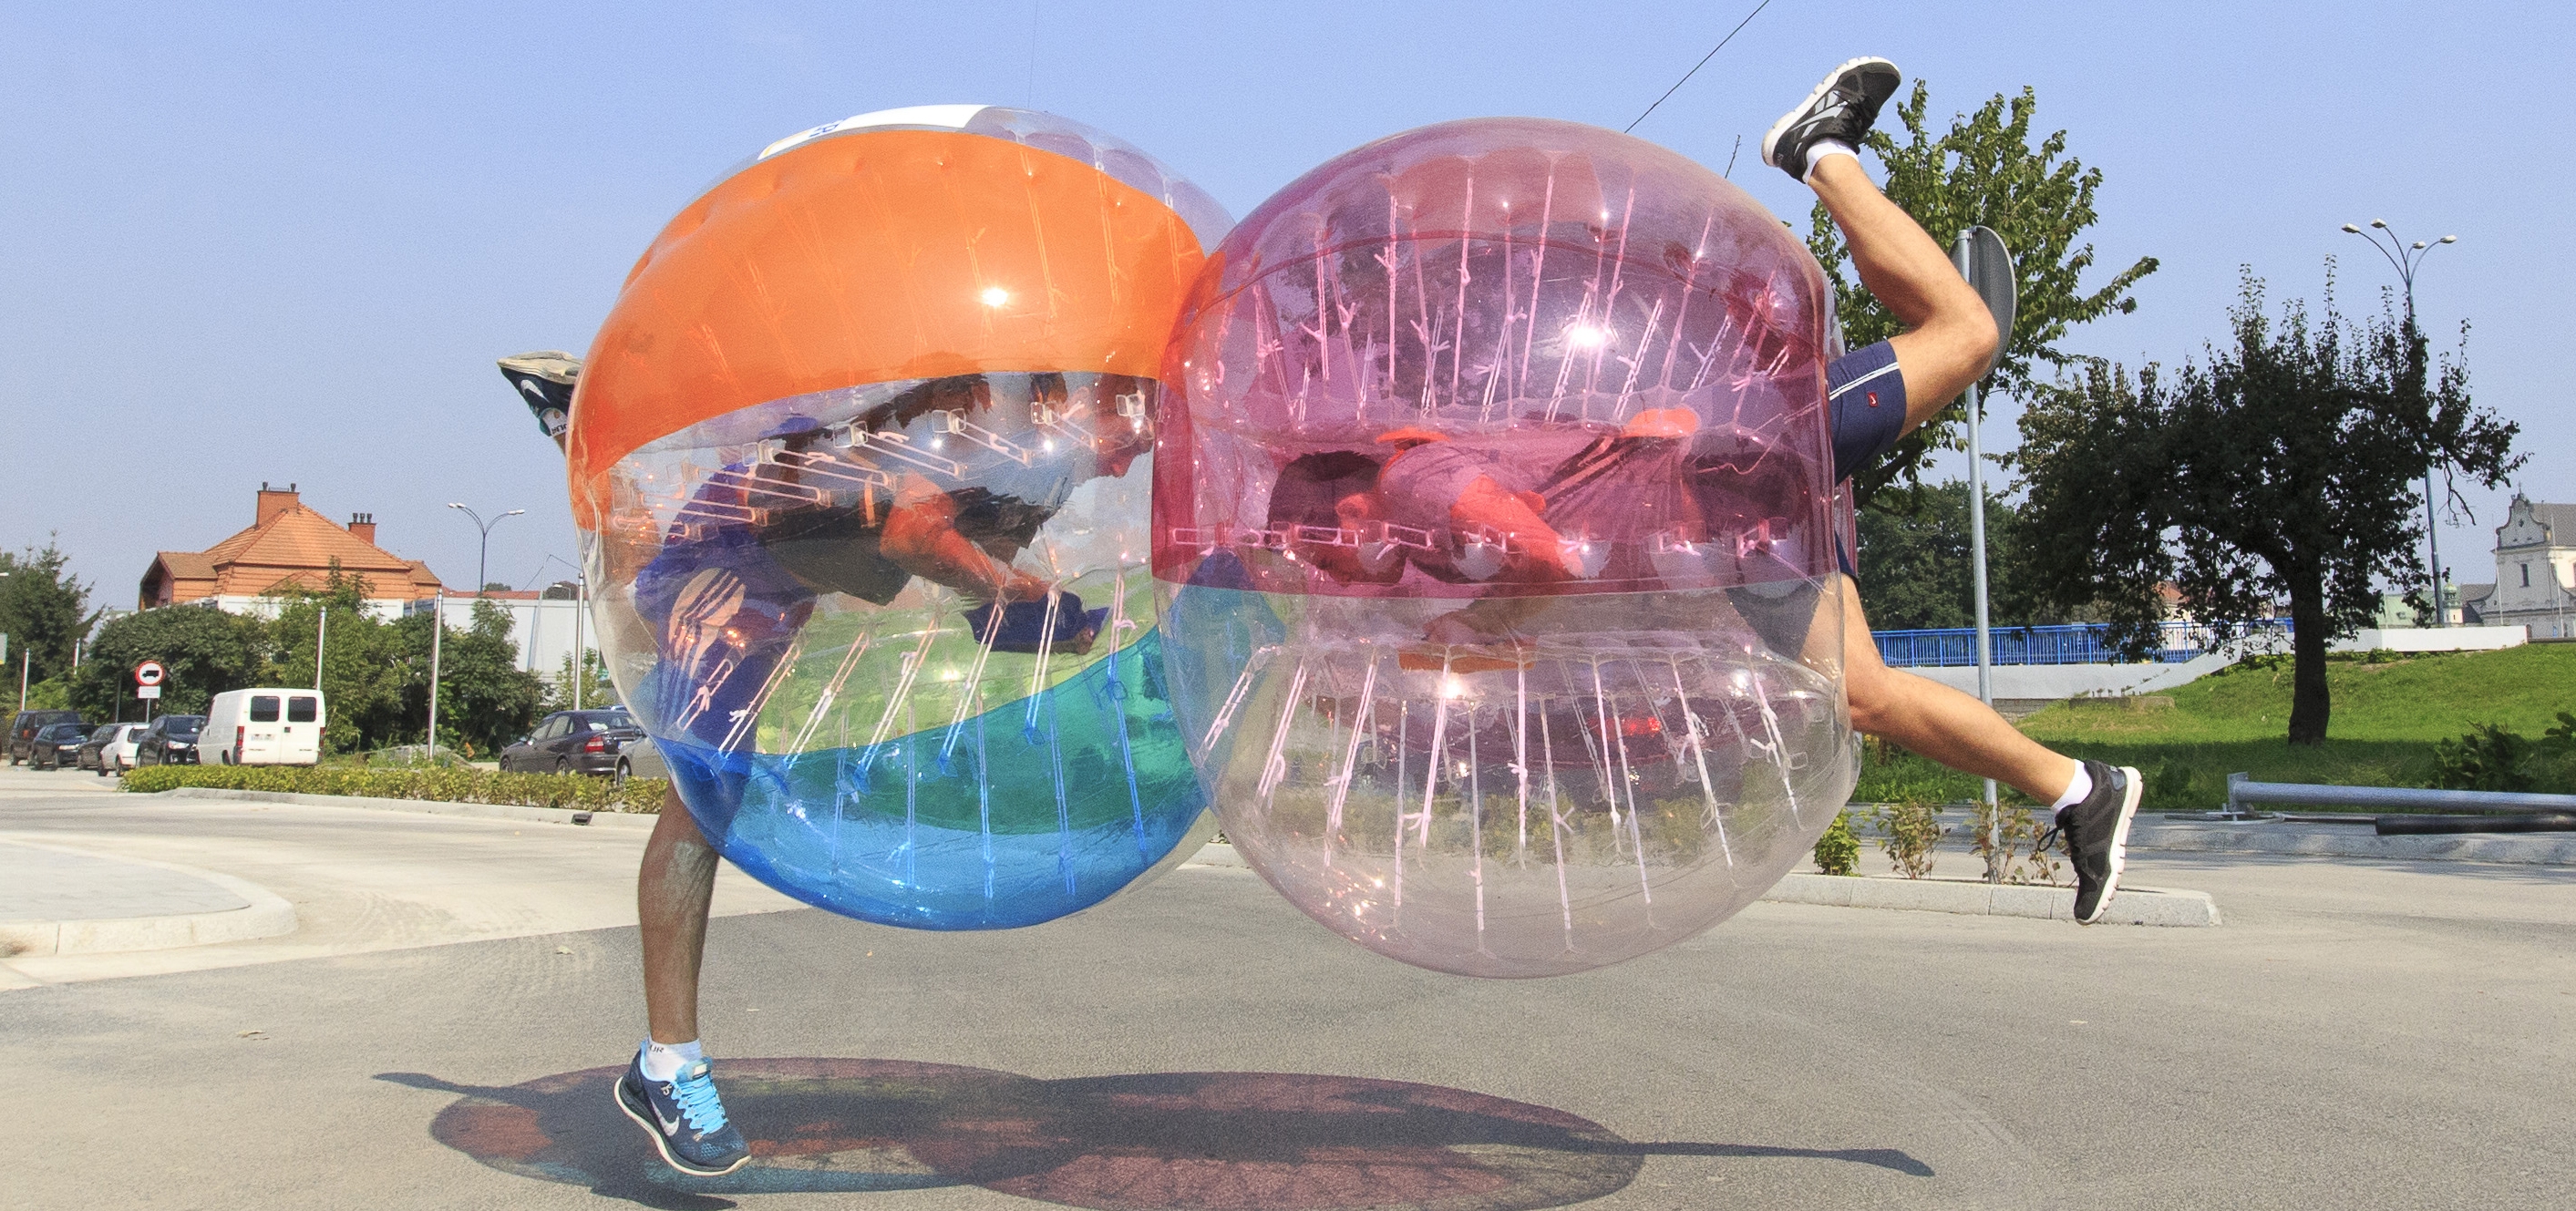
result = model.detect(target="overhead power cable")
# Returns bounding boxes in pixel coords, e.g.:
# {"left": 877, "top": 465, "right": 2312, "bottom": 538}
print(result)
{"left": 1624, "top": 0, "right": 1777, "bottom": 134}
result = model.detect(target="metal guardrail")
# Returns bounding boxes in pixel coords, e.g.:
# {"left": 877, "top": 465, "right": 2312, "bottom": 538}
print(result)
{"left": 1874, "top": 621, "right": 2291, "bottom": 669}
{"left": 2224, "top": 772, "right": 2576, "bottom": 816}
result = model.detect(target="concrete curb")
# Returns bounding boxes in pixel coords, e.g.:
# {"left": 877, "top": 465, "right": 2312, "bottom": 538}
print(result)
{"left": 2131, "top": 821, "right": 2576, "bottom": 867}
{"left": 0, "top": 841, "right": 299, "bottom": 958}
{"left": 1180, "top": 844, "right": 2221, "bottom": 927}
{"left": 156, "top": 787, "right": 661, "bottom": 830}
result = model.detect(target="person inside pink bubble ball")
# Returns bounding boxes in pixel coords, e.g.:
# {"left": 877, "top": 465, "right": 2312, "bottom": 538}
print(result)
{"left": 1262, "top": 58, "right": 2143, "bottom": 926}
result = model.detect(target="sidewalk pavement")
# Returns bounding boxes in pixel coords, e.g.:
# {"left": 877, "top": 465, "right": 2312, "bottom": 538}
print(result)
{"left": 0, "top": 769, "right": 802, "bottom": 988}
{"left": 0, "top": 839, "right": 298, "bottom": 959}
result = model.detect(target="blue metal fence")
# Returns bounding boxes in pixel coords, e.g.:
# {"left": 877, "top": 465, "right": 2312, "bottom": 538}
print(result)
{"left": 1873, "top": 621, "right": 2289, "bottom": 668}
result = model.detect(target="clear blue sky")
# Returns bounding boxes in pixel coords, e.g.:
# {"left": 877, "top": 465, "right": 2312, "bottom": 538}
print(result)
{"left": 5, "top": 1, "right": 2568, "bottom": 606}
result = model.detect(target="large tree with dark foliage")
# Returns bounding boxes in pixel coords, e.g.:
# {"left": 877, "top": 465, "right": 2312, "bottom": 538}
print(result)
{"left": 2014, "top": 270, "right": 2519, "bottom": 744}
{"left": 1855, "top": 479, "right": 2063, "bottom": 631}
{"left": 72, "top": 604, "right": 266, "bottom": 719}
{"left": 0, "top": 541, "right": 98, "bottom": 687}
{"left": 1807, "top": 81, "right": 2159, "bottom": 509}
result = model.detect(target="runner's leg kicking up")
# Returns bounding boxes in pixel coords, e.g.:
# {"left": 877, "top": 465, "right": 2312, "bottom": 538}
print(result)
{"left": 1764, "top": 57, "right": 2141, "bottom": 922}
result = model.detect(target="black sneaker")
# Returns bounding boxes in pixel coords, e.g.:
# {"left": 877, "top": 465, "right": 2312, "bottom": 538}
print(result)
{"left": 2038, "top": 761, "right": 2143, "bottom": 925}
{"left": 1761, "top": 56, "right": 1902, "bottom": 181}
{"left": 613, "top": 1052, "right": 751, "bottom": 1176}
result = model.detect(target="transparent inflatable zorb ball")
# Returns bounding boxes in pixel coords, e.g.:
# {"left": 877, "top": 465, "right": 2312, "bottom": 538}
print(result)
{"left": 571, "top": 106, "right": 1229, "bottom": 929}
{"left": 1154, "top": 118, "right": 1858, "bottom": 977}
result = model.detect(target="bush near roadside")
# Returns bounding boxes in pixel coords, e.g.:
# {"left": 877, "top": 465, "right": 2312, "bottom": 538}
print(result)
{"left": 121, "top": 764, "right": 667, "bottom": 813}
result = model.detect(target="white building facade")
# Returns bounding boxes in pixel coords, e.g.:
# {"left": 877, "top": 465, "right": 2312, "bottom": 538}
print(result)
{"left": 408, "top": 590, "right": 594, "bottom": 684}
{"left": 2477, "top": 495, "right": 2576, "bottom": 639}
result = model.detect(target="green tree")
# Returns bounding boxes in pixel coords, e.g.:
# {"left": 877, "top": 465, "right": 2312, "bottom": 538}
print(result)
{"left": 1807, "top": 82, "right": 2159, "bottom": 509}
{"left": 0, "top": 540, "right": 99, "bottom": 686}
{"left": 256, "top": 566, "right": 412, "bottom": 754}
{"left": 417, "top": 600, "right": 544, "bottom": 757}
{"left": 71, "top": 604, "right": 266, "bottom": 719}
{"left": 1855, "top": 479, "right": 2061, "bottom": 630}
{"left": 2013, "top": 270, "right": 2520, "bottom": 744}
{"left": 538, "top": 646, "right": 617, "bottom": 715}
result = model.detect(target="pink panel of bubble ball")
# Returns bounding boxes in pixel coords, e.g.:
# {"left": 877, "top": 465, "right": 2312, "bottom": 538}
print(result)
{"left": 1153, "top": 118, "right": 1860, "bottom": 977}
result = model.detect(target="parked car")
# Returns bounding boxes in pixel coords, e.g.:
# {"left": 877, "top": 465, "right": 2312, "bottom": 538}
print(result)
{"left": 100, "top": 722, "right": 145, "bottom": 774}
{"left": 28, "top": 722, "right": 90, "bottom": 770}
{"left": 133, "top": 714, "right": 206, "bottom": 767}
{"left": 77, "top": 723, "right": 143, "bottom": 775}
{"left": 200, "top": 688, "right": 326, "bottom": 765}
{"left": 9, "top": 709, "right": 86, "bottom": 765}
{"left": 613, "top": 735, "right": 668, "bottom": 785}
{"left": 499, "top": 709, "right": 644, "bottom": 776}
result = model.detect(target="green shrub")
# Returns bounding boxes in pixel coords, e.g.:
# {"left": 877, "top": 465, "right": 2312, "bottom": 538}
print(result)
{"left": 121, "top": 764, "right": 667, "bottom": 813}
{"left": 2429, "top": 724, "right": 2535, "bottom": 793}
{"left": 1869, "top": 798, "right": 1948, "bottom": 879}
{"left": 2142, "top": 759, "right": 2208, "bottom": 810}
{"left": 1812, "top": 810, "right": 1860, "bottom": 876}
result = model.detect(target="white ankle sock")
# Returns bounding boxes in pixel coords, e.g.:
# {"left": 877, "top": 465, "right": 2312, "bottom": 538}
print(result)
{"left": 2049, "top": 764, "right": 2093, "bottom": 812}
{"left": 1801, "top": 139, "right": 1860, "bottom": 181}
{"left": 640, "top": 1038, "right": 704, "bottom": 1082}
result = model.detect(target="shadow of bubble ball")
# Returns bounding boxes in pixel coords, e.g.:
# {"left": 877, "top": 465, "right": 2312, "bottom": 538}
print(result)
{"left": 1154, "top": 118, "right": 1860, "bottom": 977}
{"left": 409, "top": 1060, "right": 1647, "bottom": 1210}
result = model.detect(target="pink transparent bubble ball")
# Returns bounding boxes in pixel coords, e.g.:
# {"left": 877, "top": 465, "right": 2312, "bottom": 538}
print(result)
{"left": 1153, "top": 118, "right": 1860, "bottom": 977}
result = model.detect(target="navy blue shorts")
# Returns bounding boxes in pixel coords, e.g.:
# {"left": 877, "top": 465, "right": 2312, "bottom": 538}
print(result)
{"left": 1828, "top": 340, "right": 1907, "bottom": 486}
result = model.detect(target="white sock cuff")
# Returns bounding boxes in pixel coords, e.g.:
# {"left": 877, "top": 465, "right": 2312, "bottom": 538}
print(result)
{"left": 2049, "top": 764, "right": 2093, "bottom": 812}
{"left": 641, "top": 1038, "right": 705, "bottom": 1081}
{"left": 1801, "top": 139, "right": 1860, "bottom": 182}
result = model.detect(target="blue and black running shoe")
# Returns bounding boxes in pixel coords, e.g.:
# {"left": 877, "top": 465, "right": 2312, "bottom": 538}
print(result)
{"left": 613, "top": 1052, "right": 751, "bottom": 1176}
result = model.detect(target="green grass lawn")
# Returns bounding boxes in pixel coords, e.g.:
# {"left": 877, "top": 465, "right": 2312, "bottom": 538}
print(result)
{"left": 1854, "top": 643, "right": 2576, "bottom": 811}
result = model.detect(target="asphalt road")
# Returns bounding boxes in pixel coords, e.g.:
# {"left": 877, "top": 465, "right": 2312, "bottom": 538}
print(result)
{"left": 5, "top": 768, "right": 2572, "bottom": 1210}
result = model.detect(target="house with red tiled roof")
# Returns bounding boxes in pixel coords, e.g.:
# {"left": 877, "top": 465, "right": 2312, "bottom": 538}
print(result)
{"left": 139, "top": 485, "right": 444, "bottom": 619}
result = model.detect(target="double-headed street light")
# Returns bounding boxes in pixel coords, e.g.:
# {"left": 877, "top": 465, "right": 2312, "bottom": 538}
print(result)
{"left": 446, "top": 502, "right": 526, "bottom": 598}
{"left": 2341, "top": 220, "right": 2458, "bottom": 625}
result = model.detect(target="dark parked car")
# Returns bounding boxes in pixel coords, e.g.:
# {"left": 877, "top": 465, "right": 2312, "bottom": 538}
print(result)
{"left": 77, "top": 723, "right": 141, "bottom": 775}
{"left": 133, "top": 714, "right": 206, "bottom": 767}
{"left": 9, "top": 709, "right": 86, "bottom": 765}
{"left": 27, "top": 722, "right": 89, "bottom": 770}
{"left": 500, "top": 709, "right": 644, "bottom": 776}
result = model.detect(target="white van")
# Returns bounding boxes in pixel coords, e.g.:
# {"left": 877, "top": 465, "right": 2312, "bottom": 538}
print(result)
{"left": 200, "top": 689, "right": 327, "bottom": 766}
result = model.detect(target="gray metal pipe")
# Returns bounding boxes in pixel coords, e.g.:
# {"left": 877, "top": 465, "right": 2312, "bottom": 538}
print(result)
{"left": 2228, "top": 772, "right": 2576, "bottom": 815}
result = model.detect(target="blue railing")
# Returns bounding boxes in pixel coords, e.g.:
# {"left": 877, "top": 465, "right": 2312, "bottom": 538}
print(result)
{"left": 1873, "top": 621, "right": 2289, "bottom": 668}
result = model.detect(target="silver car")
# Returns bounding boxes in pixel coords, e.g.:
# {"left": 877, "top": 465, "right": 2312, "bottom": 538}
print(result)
{"left": 613, "top": 735, "right": 667, "bottom": 785}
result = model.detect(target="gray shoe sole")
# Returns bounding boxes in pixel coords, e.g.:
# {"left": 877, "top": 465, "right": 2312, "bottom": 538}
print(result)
{"left": 2076, "top": 765, "right": 2143, "bottom": 925}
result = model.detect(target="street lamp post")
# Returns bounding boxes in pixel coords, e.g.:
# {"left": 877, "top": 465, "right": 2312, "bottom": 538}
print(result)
{"left": 446, "top": 503, "right": 527, "bottom": 599}
{"left": 2340, "top": 220, "right": 2458, "bottom": 626}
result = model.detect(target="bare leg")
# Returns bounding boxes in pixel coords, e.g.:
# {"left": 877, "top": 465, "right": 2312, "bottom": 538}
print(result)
{"left": 1807, "top": 156, "right": 1997, "bottom": 430}
{"left": 1834, "top": 578, "right": 2078, "bottom": 803}
{"left": 639, "top": 787, "right": 717, "bottom": 1044}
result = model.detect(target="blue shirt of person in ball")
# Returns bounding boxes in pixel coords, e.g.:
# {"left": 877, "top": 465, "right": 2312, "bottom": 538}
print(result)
{"left": 633, "top": 374, "right": 1151, "bottom": 753}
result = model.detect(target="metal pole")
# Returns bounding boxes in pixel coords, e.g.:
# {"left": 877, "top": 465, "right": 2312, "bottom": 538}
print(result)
{"left": 315, "top": 609, "right": 327, "bottom": 693}
{"left": 427, "top": 590, "right": 444, "bottom": 760}
{"left": 1953, "top": 231, "right": 2003, "bottom": 870}
{"left": 2342, "top": 221, "right": 2455, "bottom": 627}
{"left": 17, "top": 652, "right": 27, "bottom": 713}
{"left": 572, "top": 569, "right": 587, "bottom": 711}
{"left": 2423, "top": 463, "right": 2445, "bottom": 624}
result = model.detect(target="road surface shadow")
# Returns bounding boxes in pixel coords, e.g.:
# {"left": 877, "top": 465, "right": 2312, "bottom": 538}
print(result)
{"left": 381, "top": 1060, "right": 1928, "bottom": 1210}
